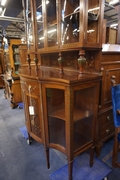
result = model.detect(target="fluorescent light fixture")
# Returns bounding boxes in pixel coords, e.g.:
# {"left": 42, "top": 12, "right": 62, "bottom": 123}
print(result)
{"left": 39, "top": 29, "right": 56, "bottom": 40}
{"left": 0, "top": 7, "right": 2, "bottom": 13}
{"left": 109, "top": 0, "right": 119, "bottom": 4}
{"left": 46, "top": 0, "right": 49, "bottom": 4}
{"left": 88, "top": 7, "right": 100, "bottom": 12}
{"left": 1, "top": 7, "right": 6, "bottom": 16}
{"left": 87, "top": 29, "right": 95, "bottom": 33}
{"left": 1, "top": 0, "right": 7, "bottom": 6}
{"left": 74, "top": 6, "right": 80, "bottom": 12}
{"left": 110, "top": 23, "right": 118, "bottom": 27}
{"left": 47, "top": 29, "right": 56, "bottom": 34}
{"left": 39, "top": 37, "right": 44, "bottom": 40}
{"left": 73, "top": 29, "right": 77, "bottom": 32}
{"left": 37, "top": 14, "right": 42, "bottom": 20}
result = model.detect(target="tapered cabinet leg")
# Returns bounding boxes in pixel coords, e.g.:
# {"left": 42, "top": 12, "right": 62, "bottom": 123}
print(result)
{"left": 90, "top": 145, "right": 95, "bottom": 167}
{"left": 68, "top": 159, "right": 73, "bottom": 180}
{"left": 45, "top": 147, "right": 50, "bottom": 169}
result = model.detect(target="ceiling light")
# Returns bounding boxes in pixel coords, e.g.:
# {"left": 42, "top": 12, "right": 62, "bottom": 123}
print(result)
{"left": 88, "top": 7, "right": 100, "bottom": 12}
{"left": 37, "top": 14, "right": 42, "bottom": 20}
{"left": 0, "top": 7, "right": 2, "bottom": 13}
{"left": 1, "top": 0, "right": 7, "bottom": 6}
{"left": 110, "top": 23, "right": 118, "bottom": 27}
{"left": 46, "top": 0, "right": 49, "bottom": 4}
{"left": 109, "top": 0, "right": 119, "bottom": 5}
{"left": 47, "top": 29, "right": 56, "bottom": 34}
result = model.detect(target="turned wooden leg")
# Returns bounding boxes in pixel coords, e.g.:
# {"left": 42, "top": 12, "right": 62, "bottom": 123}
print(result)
{"left": 45, "top": 147, "right": 50, "bottom": 169}
{"left": 90, "top": 145, "right": 95, "bottom": 167}
{"left": 95, "top": 142, "right": 103, "bottom": 157}
{"left": 68, "top": 159, "right": 73, "bottom": 180}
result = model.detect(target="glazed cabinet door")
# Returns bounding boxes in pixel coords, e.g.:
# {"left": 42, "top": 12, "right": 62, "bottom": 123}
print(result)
{"left": 20, "top": 78, "right": 44, "bottom": 143}
{"left": 42, "top": 84, "right": 66, "bottom": 153}
{"left": 35, "top": 0, "right": 44, "bottom": 49}
{"left": 24, "top": 0, "right": 103, "bottom": 51}
{"left": 86, "top": 0, "right": 102, "bottom": 45}
{"left": 41, "top": 82, "right": 99, "bottom": 154}
{"left": 55, "top": 0, "right": 103, "bottom": 49}
{"left": 72, "top": 85, "right": 96, "bottom": 153}
{"left": 41, "top": 81, "right": 99, "bottom": 180}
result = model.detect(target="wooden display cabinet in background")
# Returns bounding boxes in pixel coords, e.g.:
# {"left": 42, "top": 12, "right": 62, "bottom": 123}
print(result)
{"left": 0, "top": 48, "right": 4, "bottom": 88}
{"left": 2, "top": 38, "right": 22, "bottom": 108}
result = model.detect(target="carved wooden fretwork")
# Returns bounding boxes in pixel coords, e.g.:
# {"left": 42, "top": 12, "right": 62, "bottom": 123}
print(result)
{"left": 20, "top": 81, "right": 37, "bottom": 94}
{"left": 30, "top": 114, "right": 41, "bottom": 137}
{"left": 66, "top": 86, "right": 74, "bottom": 161}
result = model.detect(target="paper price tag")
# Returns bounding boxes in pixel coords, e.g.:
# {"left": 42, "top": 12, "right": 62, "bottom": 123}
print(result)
{"left": 29, "top": 106, "right": 34, "bottom": 115}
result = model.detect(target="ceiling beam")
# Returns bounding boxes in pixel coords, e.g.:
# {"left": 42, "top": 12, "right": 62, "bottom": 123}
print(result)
{"left": 0, "top": 16, "right": 24, "bottom": 22}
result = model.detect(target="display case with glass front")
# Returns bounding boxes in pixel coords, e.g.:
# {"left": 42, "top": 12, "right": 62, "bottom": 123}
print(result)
{"left": 2, "top": 38, "right": 22, "bottom": 108}
{"left": 18, "top": 0, "right": 105, "bottom": 179}
{"left": 0, "top": 48, "right": 4, "bottom": 88}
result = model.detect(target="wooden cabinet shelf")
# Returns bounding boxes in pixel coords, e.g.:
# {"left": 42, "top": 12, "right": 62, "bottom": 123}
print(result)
{"left": 50, "top": 108, "right": 93, "bottom": 122}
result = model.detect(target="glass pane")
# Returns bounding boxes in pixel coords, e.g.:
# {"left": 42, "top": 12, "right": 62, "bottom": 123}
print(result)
{"left": 12, "top": 45, "right": 20, "bottom": 74}
{"left": 46, "top": 88, "right": 66, "bottom": 147}
{"left": 61, "top": 0, "right": 80, "bottom": 45}
{"left": 73, "top": 87, "right": 94, "bottom": 151}
{"left": 46, "top": 0, "right": 57, "bottom": 47}
{"left": 26, "top": 0, "right": 33, "bottom": 48}
{"left": 36, "top": 0, "right": 44, "bottom": 48}
{"left": 104, "top": 0, "right": 118, "bottom": 44}
{"left": 27, "top": 95, "right": 41, "bottom": 138}
{"left": 4, "top": 43, "right": 10, "bottom": 72}
{"left": 87, "top": 0, "right": 99, "bottom": 43}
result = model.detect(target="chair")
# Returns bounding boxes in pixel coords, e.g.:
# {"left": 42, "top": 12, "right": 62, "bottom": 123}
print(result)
{"left": 111, "top": 84, "right": 120, "bottom": 168}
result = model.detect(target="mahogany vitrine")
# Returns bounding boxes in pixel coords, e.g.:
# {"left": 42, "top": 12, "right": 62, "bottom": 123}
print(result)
{"left": 19, "top": 0, "right": 104, "bottom": 179}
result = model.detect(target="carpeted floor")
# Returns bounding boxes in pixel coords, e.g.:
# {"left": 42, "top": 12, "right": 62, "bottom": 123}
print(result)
{"left": 0, "top": 89, "right": 120, "bottom": 180}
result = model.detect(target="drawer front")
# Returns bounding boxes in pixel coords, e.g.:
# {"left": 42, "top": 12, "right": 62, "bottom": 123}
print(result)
{"left": 99, "top": 109, "right": 113, "bottom": 127}
{"left": 20, "top": 78, "right": 39, "bottom": 95}
{"left": 100, "top": 123, "right": 114, "bottom": 140}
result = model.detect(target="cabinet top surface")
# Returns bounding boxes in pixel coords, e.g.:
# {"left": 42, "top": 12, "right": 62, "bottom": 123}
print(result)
{"left": 20, "top": 67, "right": 102, "bottom": 84}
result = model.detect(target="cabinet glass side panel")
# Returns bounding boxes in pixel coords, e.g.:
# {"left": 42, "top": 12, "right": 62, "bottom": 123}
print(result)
{"left": 73, "top": 87, "right": 94, "bottom": 151}
{"left": 46, "top": 88, "right": 66, "bottom": 148}
{"left": 26, "top": 0, "right": 33, "bottom": 47}
{"left": 61, "top": 0, "right": 80, "bottom": 45}
{"left": 27, "top": 95, "right": 41, "bottom": 138}
{"left": 12, "top": 45, "right": 20, "bottom": 74}
{"left": 46, "top": 0, "right": 57, "bottom": 47}
{"left": 36, "top": 0, "right": 44, "bottom": 49}
{"left": 87, "top": 0, "right": 99, "bottom": 43}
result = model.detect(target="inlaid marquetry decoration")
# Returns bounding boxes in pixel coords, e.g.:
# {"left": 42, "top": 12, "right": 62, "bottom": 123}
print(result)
{"left": 51, "top": 58, "right": 58, "bottom": 66}
{"left": 28, "top": 85, "right": 41, "bottom": 137}
{"left": 85, "top": 52, "right": 95, "bottom": 68}
{"left": 58, "top": 52, "right": 64, "bottom": 74}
